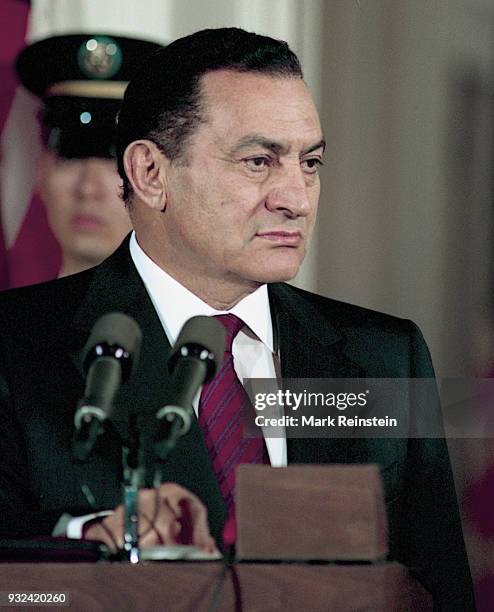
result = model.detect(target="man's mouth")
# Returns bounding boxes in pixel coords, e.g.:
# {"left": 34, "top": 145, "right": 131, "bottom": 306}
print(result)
{"left": 71, "top": 214, "right": 105, "bottom": 231}
{"left": 256, "top": 230, "right": 302, "bottom": 246}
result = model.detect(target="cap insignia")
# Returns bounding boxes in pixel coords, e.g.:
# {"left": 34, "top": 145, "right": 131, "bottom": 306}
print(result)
{"left": 77, "top": 36, "right": 122, "bottom": 79}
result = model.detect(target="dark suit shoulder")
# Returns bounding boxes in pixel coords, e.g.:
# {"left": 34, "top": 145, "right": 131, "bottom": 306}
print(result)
{"left": 0, "top": 268, "right": 95, "bottom": 326}
{"left": 270, "top": 283, "right": 430, "bottom": 377}
{"left": 272, "top": 282, "right": 419, "bottom": 335}
{"left": 0, "top": 269, "right": 102, "bottom": 377}
{"left": 0, "top": 235, "right": 134, "bottom": 332}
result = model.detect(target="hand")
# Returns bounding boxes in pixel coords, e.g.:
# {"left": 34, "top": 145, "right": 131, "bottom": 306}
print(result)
{"left": 84, "top": 483, "right": 217, "bottom": 553}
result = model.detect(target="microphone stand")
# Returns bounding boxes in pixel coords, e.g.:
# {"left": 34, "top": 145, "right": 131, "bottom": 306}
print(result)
{"left": 122, "top": 414, "right": 143, "bottom": 564}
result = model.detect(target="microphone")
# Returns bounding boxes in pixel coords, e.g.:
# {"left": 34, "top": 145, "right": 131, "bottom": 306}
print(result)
{"left": 73, "top": 312, "right": 142, "bottom": 462}
{"left": 154, "top": 316, "right": 226, "bottom": 461}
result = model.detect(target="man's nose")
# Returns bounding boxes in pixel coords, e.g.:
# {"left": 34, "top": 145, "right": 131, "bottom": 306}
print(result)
{"left": 75, "top": 158, "right": 106, "bottom": 199}
{"left": 265, "top": 164, "right": 313, "bottom": 218}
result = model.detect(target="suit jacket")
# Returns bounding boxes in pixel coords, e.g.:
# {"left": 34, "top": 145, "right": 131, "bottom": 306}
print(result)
{"left": 0, "top": 238, "right": 474, "bottom": 610}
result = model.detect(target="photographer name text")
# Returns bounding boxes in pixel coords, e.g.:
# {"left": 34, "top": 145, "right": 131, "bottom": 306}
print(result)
{"left": 254, "top": 414, "right": 398, "bottom": 428}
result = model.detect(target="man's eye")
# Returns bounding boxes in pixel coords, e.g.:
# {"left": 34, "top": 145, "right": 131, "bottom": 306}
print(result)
{"left": 301, "top": 158, "right": 323, "bottom": 173}
{"left": 244, "top": 157, "right": 270, "bottom": 172}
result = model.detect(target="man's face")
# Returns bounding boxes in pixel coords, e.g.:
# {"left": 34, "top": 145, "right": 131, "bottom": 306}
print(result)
{"left": 38, "top": 152, "right": 132, "bottom": 268}
{"left": 156, "top": 70, "right": 324, "bottom": 291}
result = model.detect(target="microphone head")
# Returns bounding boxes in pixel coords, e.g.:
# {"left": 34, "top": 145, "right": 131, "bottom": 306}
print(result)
{"left": 83, "top": 312, "right": 142, "bottom": 380}
{"left": 169, "top": 315, "right": 226, "bottom": 381}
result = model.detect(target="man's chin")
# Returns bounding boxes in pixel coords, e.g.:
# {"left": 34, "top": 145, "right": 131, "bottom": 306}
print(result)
{"left": 247, "top": 262, "right": 302, "bottom": 284}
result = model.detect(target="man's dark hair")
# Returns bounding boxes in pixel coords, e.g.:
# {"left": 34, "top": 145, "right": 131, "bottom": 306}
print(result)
{"left": 116, "top": 27, "right": 303, "bottom": 204}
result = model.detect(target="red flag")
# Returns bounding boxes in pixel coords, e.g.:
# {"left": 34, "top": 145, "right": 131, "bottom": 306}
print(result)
{"left": 0, "top": 0, "right": 61, "bottom": 291}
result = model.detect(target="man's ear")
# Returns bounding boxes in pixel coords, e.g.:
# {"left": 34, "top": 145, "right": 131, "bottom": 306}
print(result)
{"left": 123, "top": 139, "right": 167, "bottom": 210}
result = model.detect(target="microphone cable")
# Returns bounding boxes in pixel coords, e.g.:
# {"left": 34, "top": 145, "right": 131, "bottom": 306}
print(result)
{"left": 206, "top": 550, "right": 244, "bottom": 612}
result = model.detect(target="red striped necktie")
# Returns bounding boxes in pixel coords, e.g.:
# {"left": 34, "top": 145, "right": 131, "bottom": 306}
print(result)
{"left": 198, "top": 314, "right": 268, "bottom": 540}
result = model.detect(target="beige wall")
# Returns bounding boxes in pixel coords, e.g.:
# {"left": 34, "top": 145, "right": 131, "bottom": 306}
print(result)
{"left": 319, "top": 0, "right": 494, "bottom": 377}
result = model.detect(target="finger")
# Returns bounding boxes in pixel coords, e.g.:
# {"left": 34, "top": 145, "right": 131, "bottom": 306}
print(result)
{"left": 185, "top": 497, "right": 217, "bottom": 553}
{"left": 139, "top": 517, "right": 182, "bottom": 548}
{"left": 137, "top": 512, "right": 153, "bottom": 538}
{"left": 158, "top": 483, "right": 189, "bottom": 518}
{"left": 142, "top": 503, "right": 181, "bottom": 546}
{"left": 138, "top": 488, "right": 160, "bottom": 516}
{"left": 84, "top": 521, "right": 116, "bottom": 551}
{"left": 138, "top": 510, "right": 170, "bottom": 539}
{"left": 157, "top": 484, "right": 216, "bottom": 552}
{"left": 160, "top": 483, "right": 208, "bottom": 521}
{"left": 163, "top": 496, "right": 181, "bottom": 519}
{"left": 138, "top": 524, "right": 161, "bottom": 548}
{"left": 157, "top": 484, "right": 216, "bottom": 551}
{"left": 101, "top": 506, "right": 125, "bottom": 549}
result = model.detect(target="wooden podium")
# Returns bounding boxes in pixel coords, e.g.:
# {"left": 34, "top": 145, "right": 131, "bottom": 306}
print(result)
{"left": 0, "top": 465, "right": 433, "bottom": 611}
{"left": 0, "top": 561, "right": 432, "bottom": 611}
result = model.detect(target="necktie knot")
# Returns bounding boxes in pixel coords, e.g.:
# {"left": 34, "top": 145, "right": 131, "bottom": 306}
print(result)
{"left": 214, "top": 314, "right": 244, "bottom": 352}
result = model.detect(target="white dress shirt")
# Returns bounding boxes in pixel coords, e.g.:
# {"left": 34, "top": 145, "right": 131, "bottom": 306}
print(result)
{"left": 129, "top": 231, "right": 287, "bottom": 467}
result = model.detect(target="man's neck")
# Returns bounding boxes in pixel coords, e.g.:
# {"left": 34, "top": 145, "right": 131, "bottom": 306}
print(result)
{"left": 134, "top": 235, "right": 262, "bottom": 310}
{"left": 157, "top": 267, "right": 261, "bottom": 310}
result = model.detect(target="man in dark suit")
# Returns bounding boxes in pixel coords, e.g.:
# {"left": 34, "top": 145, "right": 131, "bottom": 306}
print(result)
{"left": 0, "top": 28, "right": 474, "bottom": 609}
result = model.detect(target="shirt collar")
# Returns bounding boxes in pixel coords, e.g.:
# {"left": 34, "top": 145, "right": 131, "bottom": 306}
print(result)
{"left": 129, "top": 231, "right": 274, "bottom": 352}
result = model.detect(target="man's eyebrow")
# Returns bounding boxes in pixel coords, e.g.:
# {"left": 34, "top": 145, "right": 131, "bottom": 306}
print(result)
{"left": 229, "top": 135, "right": 287, "bottom": 155}
{"left": 302, "top": 138, "right": 326, "bottom": 156}
{"left": 229, "top": 135, "right": 326, "bottom": 157}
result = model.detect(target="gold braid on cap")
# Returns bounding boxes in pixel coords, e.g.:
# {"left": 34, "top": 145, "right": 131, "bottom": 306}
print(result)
{"left": 46, "top": 80, "right": 128, "bottom": 99}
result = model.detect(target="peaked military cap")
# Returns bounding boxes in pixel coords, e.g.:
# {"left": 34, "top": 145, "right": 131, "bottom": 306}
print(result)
{"left": 16, "top": 33, "right": 163, "bottom": 158}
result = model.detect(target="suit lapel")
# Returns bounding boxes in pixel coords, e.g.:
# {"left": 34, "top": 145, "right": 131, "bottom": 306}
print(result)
{"left": 268, "top": 283, "right": 365, "bottom": 465}
{"left": 68, "top": 238, "right": 226, "bottom": 540}
{"left": 68, "top": 237, "right": 172, "bottom": 433}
